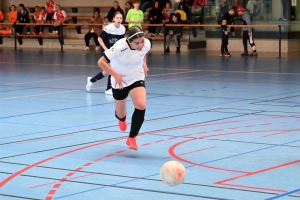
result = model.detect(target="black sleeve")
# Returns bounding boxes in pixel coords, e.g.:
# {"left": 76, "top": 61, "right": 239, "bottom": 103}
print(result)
{"left": 25, "top": 11, "right": 30, "bottom": 22}
{"left": 99, "top": 30, "right": 108, "bottom": 39}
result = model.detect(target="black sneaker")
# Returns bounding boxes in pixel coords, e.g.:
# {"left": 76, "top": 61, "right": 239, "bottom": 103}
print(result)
{"left": 165, "top": 47, "right": 170, "bottom": 53}
{"left": 176, "top": 47, "right": 180, "bottom": 53}
{"left": 241, "top": 52, "right": 248, "bottom": 56}
{"left": 17, "top": 37, "right": 23, "bottom": 45}
{"left": 250, "top": 51, "right": 258, "bottom": 56}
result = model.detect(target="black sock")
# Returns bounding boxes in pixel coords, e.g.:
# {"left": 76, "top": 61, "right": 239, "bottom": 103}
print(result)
{"left": 106, "top": 75, "right": 112, "bottom": 90}
{"left": 90, "top": 71, "right": 105, "bottom": 83}
{"left": 129, "top": 108, "right": 145, "bottom": 138}
{"left": 115, "top": 111, "right": 126, "bottom": 122}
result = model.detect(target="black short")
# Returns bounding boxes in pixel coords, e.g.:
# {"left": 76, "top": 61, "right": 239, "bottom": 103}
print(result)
{"left": 112, "top": 80, "right": 145, "bottom": 100}
{"left": 46, "top": 13, "right": 54, "bottom": 21}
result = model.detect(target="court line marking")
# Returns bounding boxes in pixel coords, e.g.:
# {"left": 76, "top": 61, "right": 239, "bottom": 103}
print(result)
{"left": 3, "top": 76, "right": 86, "bottom": 86}
{"left": 265, "top": 188, "right": 300, "bottom": 200}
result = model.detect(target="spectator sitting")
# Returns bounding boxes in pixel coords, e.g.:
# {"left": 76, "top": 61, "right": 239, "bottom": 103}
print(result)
{"left": 145, "top": 1, "right": 163, "bottom": 37}
{"left": 156, "top": 1, "right": 172, "bottom": 36}
{"left": 165, "top": 13, "right": 183, "bottom": 53}
{"left": 37, "top": 7, "right": 47, "bottom": 35}
{"left": 52, "top": 5, "right": 68, "bottom": 35}
{"left": 102, "top": 16, "right": 110, "bottom": 30}
{"left": 7, "top": 5, "right": 17, "bottom": 33}
{"left": 32, "top": 6, "right": 41, "bottom": 35}
{"left": 107, "top": 1, "right": 125, "bottom": 22}
{"left": 45, "top": 0, "right": 56, "bottom": 33}
{"left": 17, "top": 4, "right": 31, "bottom": 35}
{"left": 83, "top": 11, "right": 102, "bottom": 51}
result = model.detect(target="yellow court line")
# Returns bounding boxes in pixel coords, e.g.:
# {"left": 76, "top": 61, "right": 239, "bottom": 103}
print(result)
{"left": 4, "top": 76, "right": 86, "bottom": 86}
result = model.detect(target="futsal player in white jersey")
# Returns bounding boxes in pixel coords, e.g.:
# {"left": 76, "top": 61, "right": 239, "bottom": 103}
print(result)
{"left": 98, "top": 26, "right": 151, "bottom": 150}
{"left": 86, "top": 12, "right": 126, "bottom": 95}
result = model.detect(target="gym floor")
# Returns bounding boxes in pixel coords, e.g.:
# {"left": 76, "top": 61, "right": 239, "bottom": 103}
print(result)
{"left": 0, "top": 48, "right": 300, "bottom": 200}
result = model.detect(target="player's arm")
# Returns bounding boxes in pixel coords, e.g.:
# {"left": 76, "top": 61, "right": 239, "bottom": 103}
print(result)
{"left": 222, "top": 19, "right": 228, "bottom": 35}
{"left": 98, "top": 29, "right": 109, "bottom": 50}
{"left": 98, "top": 56, "right": 118, "bottom": 77}
{"left": 143, "top": 55, "right": 148, "bottom": 76}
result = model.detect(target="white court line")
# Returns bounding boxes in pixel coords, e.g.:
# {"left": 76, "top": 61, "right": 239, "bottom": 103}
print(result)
{"left": 3, "top": 76, "right": 86, "bottom": 86}
{"left": 0, "top": 90, "right": 81, "bottom": 100}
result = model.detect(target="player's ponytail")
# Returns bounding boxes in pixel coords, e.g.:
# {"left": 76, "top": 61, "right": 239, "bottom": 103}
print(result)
{"left": 127, "top": 26, "right": 144, "bottom": 42}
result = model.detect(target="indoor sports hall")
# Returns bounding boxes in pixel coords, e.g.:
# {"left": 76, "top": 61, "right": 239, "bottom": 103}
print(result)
{"left": 1, "top": 0, "right": 300, "bottom": 200}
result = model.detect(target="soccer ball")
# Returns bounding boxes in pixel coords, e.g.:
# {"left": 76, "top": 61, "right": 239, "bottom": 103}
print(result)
{"left": 160, "top": 161, "right": 186, "bottom": 186}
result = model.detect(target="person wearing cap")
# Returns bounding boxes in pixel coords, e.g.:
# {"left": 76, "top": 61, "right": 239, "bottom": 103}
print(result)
{"left": 220, "top": 6, "right": 236, "bottom": 57}
{"left": 236, "top": 5, "right": 258, "bottom": 56}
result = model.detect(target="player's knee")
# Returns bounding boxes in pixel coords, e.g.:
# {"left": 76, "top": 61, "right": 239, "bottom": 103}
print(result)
{"left": 133, "top": 108, "right": 146, "bottom": 121}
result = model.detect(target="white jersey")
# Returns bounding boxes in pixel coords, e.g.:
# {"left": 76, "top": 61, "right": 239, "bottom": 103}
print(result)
{"left": 104, "top": 38, "right": 151, "bottom": 89}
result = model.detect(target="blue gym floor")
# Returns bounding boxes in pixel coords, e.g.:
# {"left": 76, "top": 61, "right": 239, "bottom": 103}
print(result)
{"left": 0, "top": 49, "right": 300, "bottom": 200}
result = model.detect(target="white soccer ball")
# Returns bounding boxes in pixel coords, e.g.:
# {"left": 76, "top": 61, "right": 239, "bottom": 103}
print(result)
{"left": 160, "top": 161, "right": 186, "bottom": 186}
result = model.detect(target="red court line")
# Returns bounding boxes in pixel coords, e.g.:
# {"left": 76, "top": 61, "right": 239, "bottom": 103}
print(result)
{"left": 4, "top": 115, "right": 299, "bottom": 191}
{"left": 104, "top": 154, "right": 114, "bottom": 158}
{"left": 83, "top": 162, "right": 93, "bottom": 166}
{"left": 183, "top": 134, "right": 193, "bottom": 136}
{"left": 227, "top": 127, "right": 239, "bottom": 130}
{"left": 260, "top": 123, "right": 272, "bottom": 126}
{"left": 220, "top": 183, "right": 286, "bottom": 193}
{"left": 66, "top": 172, "right": 75, "bottom": 177}
{"left": 168, "top": 138, "right": 248, "bottom": 173}
{"left": 197, "top": 132, "right": 207, "bottom": 134}
{"left": 53, "top": 184, "right": 61, "bottom": 188}
{"left": 0, "top": 137, "right": 128, "bottom": 188}
{"left": 59, "top": 178, "right": 67, "bottom": 182}
{"left": 48, "top": 190, "right": 56, "bottom": 195}
{"left": 30, "top": 173, "right": 97, "bottom": 189}
{"left": 261, "top": 129, "right": 300, "bottom": 138}
{"left": 215, "top": 159, "right": 300, "bottom": 185}
{"left": 94, "top": 158, "right": 103, "bottom": 162}
{"left": 277, "top": 122, "right": 287, "bottom": 124}
{"left": 155, "top": 140, "right": 164, "bottom": 143}
{"left": 213, "top": 129, "right": 223, "bottom": 132}
{"left": 116, "top": 150, "right": 126, "bottom": 154}
{"left": 141, "top": 143, "right": 151, "bottom": 146}
{"left": 163, "top": 146, "right": 216, "bottom": 159}
{"left": 199, "top": 130, "right": 283, "bottom": 139}
{"left": 45, "top": 197, "right": 52, "bottom": 200}
{"left": 244, "top": 125, "right": 255, "bottom": 128}
{"left": 75, "top": 167, "right": 83, "bottom": 171}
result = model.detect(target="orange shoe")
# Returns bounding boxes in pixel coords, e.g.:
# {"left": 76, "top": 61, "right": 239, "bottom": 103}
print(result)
{"left": 118, "top": 120, "right": 127, "bottom": 132}
{"left": 38, "top": 32, "right": 43, "bottom": 35}
{"left": 127, "top": 137, "right": 138, "bottom": 150}
{"left": 31, "top": 32, "right": 36, "bottom": 35}
{"left": 126, "top": 136, "right": 137, "bottom": 145}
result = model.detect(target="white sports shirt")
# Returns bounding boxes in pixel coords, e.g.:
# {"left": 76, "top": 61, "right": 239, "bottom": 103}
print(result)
{"left": 104, "top": 38, "right": 151, "bottom": 89}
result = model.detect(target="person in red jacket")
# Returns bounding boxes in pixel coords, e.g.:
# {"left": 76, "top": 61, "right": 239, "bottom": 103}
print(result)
{"left": 45, "top": 0, "right": 56, "bottom": 33}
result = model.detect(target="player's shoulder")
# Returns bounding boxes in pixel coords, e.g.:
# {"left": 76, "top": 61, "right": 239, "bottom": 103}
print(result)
{"left": 112, "top": 38, "right": 128, "bottom": 51}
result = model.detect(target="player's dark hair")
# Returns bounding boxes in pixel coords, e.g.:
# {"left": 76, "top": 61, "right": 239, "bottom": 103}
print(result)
{"left": 127, "top": 26, "right": 144, "bottom": 42}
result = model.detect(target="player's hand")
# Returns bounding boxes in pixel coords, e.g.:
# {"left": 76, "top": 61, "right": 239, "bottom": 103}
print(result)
{"left": 224, "top": 31, "right": 228, "bottom": 35}
{"left": 143, "top": 63, "right": 149, "bottom": 77}
{"left": 232, "top": 32, "right": 235, "bottom": 36}
{"left": 150, "top": 17, "right": 153, "bottom": 20}
{"left": 248, "top": 32, "right": 252, "bottom": 36}
{"left": 114, "top": 73, "right": 127, "bottom": 89}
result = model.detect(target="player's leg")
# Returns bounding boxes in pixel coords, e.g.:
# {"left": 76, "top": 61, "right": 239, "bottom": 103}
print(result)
{"left": 127, "top": 81, "right": 146, "bottom": 150}
{"left": 104, "top": 75, "right": 113, "bottom": 95}
{"left": 248, "top": 29, "right": 257, "bottom": 56}
{"left": 86, "top": 71, "right": 108, "bottom": 91}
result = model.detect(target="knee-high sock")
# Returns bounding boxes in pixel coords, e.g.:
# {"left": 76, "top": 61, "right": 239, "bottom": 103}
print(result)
{"left": 129, "top": 108, "right": 145, "bottom": 138}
